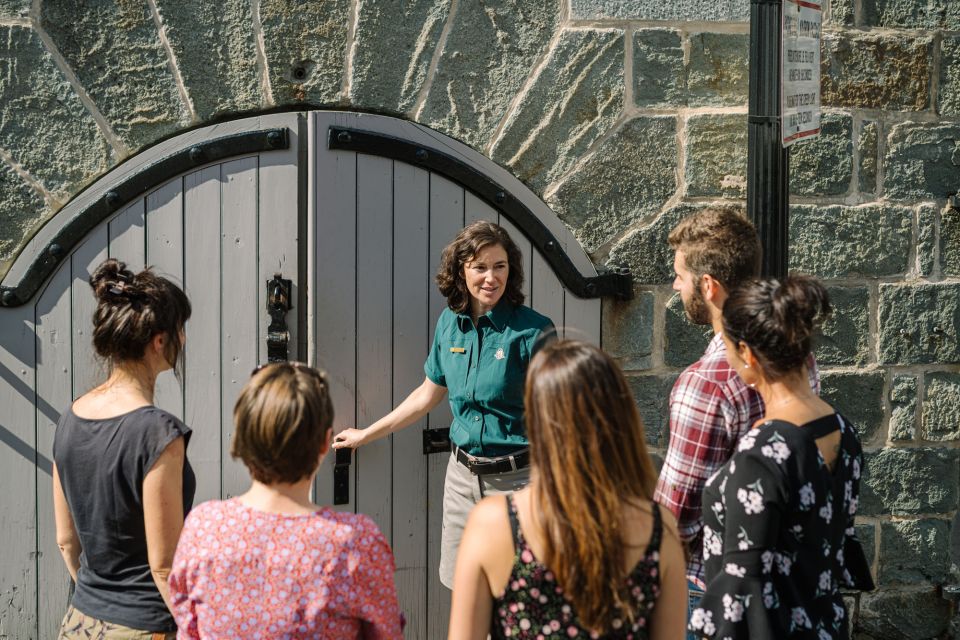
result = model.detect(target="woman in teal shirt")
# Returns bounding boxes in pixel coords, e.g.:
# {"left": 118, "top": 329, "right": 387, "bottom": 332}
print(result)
{"left": 333, "top": 220, "right": 554, "bottom": 588}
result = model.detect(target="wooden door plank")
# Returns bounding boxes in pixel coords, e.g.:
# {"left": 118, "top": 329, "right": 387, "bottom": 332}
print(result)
{"left": 219, "top": 157, "right": 258, "bottom": 498}
{"left": 183, "top": 165, "right": 223, "bottom": 503}
{"left": 464, "top": 191, "right": 493, "bottom": 226}
{"left": 355, "top": 153, "right": 394, "bottom": 536}
{"left": 391, "top": 161, "right": 430, "bottom": 638}
{"left": 426, "top": 172, "right": 463, "bottom": 640}
{"left": 108, "top": 198, "right": 146, "bottom": 269}
{"left": 70, "top": 225, "right": 108, "bottom": 402}
{"left": 34, "top": 264, "right": 73, "bottom": 639}
{"left": 0, "top": 302, "right": 38, "bottom": 639}
{"left": 530, "top": 250, "right": 564, "bottom": 339}
{"left": 496, "top": 216, "right": 532, "bottom": 305}
{"left": 563, "top": 293, "right": 602, "bottom": 345}
{"left": 145, "top": 178, "right": 185, "bottom": 420}
{"left": 312, "top": 114, "right": 357, "bottom": 510}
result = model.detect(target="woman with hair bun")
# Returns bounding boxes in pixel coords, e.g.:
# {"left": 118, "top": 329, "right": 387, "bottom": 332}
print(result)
{"left": 689, "top": 276, "right": 873, "bottom": 640}
{"left": 53, "top": 258, "right": 193, "bottom": 639}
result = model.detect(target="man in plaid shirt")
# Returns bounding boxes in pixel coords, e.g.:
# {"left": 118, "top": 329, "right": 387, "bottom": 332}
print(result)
{"left": 653, "top": 208, "right": 819, "bottom": 630}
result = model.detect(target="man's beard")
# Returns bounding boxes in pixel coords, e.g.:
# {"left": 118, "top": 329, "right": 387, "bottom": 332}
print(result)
{"left": 683, "top": 285, "right": 711, "bottom": 325}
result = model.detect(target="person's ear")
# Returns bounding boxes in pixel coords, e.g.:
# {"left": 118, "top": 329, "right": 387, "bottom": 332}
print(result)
{"left": 318, "top": 427, "right": 332, "bottom": 457}
{"left": 740, "top": 342, "right": 761, "bottom": 371}
{"left": 701, "top": 274, "right": 726, "bottom": 303}
{"left": 149, "top": 333, "right": 166, "bottom": 358}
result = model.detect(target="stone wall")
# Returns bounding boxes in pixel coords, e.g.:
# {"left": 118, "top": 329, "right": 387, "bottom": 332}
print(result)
{"left": 0, "top": 0, "right": 957, "bottom": 637}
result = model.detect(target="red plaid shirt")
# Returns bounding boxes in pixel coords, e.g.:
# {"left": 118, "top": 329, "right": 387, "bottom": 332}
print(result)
{"left": 653, "top": 333, "right": 819, "bottom": 588}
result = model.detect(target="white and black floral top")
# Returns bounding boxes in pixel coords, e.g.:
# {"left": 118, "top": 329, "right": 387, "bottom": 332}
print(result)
{"left": 690, "top": 414, "right": 870, "bottom": 640}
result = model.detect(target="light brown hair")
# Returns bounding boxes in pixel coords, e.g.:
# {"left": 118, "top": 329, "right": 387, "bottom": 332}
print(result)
{"left": 436, "top": 220, "right": 525, "bottom": 314}
{"left": 89, "top": 258, "right": 191, "bottom": 373}
{"left": 668, "top": 206, "right": 761, "bottom": 290}
{"left": 524, "top": 340, "right": 658, "bottom": 633}
{"left": 231, "top": 363, "right": 334, "bottom": 485}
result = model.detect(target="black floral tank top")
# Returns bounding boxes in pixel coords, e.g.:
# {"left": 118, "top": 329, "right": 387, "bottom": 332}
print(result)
{"left": 491, "top": 495, "right": 663, "bottom": 639}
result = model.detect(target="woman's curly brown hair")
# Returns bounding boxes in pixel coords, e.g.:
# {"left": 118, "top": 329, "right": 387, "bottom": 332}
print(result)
{"left": 436, "top": 220, "right": 525, "bottom": 314}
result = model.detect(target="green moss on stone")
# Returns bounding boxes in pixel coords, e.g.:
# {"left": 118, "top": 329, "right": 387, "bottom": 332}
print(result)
{"left": 685, "top": 114, "right": 747, "bottom": 198}
{"left": 602, "top": 290, "right": 654, "bottom": 371}
{"left": 821, "top": 32, "right": 931, "bottom": 112}
{"left": 491, "top": 28, "right": 624, "bottom": 192}
{"left": 790, "top": 113, "right": 853, "bottom": 197}
{"left": 419, "top": 0, "right": 562, "bottom": 149}
{"left": 259, "top": 0, "right": 350, "bottom": 105}
{"left": 351, "top": 0, "right": 450, "bottom": 113}
{"left": 878, "top": 283, "right": 960, "bottom": 365}
{"left": 547, "top": 116, "right": 676, "bottom": 254}
{"left": 687, "top": 33, "right": 749, "bottom": 107}
{"left": 41, "top": 0, "right": 188, "bottom": 150}
{"left": 789, "top": 204, "right": 912, "bottom": 278}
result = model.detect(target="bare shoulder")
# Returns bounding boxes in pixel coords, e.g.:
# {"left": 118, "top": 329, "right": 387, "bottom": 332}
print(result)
{"left": 467, "top": 494, "right": 511, "bottom": 529}
{"left": 658, "top": 503, "right": 680, "bottom": 537}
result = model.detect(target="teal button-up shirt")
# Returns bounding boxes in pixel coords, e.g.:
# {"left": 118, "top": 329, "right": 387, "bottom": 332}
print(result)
{"left": 424, "top": 301, "right": 554, "bottom": 457}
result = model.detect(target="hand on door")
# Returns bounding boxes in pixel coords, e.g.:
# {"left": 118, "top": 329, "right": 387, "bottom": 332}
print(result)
{"left": 332, "top": 428, "right": 366, "bottom": 449}
{"left": 331, "top": 377, "right": 447, "bottom": 450}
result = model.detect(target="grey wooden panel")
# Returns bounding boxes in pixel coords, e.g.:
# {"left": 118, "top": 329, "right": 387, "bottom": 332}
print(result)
{"left": 0, "top": 302, "right": 38, "bottom": 638}
{"left": 219, "top": 157, "right": 258, "bottom": 498}
{"left": 563, "top": 293, "right": 602, "bottom": 344}
{"left": 35, "top": 263, "right": 73, "bottom": 639}
{"left": 531, "top": 250, "right": 564, "bottom": 337}
{"left": 496, "top": 216, "right": 532, "bottom": 305}
{"left": 464, "top": 191, "right": 492, "bottom": 226}
{"left": 71, "top": 224, "right": 109, "bottom": 399}
{"left": 183, "top": 165, "right": 223, "bottom": 503}
{"left": 355, "top": 153, "right": 394, "bottom": 536}
{"left": 312, "top": 114, "right": 357, "bottom": 510}
{"left": 391, "top": 161, "right": 430, "bottom": 638}
{"left": 108, "top": 198, "right": 146, "bottom": 268}
{"left": 426, "top": 172, "right": 463, "bottom": 640}
{"left": 145, "top": 178, "right": 185, "bottom": 420}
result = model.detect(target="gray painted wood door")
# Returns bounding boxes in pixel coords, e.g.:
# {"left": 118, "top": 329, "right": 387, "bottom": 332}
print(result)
{"left": 0, "top": 110, "right": 602, "bottom": 639}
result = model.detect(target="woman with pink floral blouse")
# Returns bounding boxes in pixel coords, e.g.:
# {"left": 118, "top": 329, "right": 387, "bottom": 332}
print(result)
{"left": 169, "top": 363, "right": 403, "bottom": 639}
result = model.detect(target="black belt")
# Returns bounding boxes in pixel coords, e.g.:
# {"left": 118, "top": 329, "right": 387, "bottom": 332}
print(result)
{"left": 452, "top": 444, "right": 530, "bottom": 475}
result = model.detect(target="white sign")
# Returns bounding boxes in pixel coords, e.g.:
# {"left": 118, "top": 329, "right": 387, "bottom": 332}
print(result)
{"left": 781, "top": 0, "right": 822, "bottom": 147}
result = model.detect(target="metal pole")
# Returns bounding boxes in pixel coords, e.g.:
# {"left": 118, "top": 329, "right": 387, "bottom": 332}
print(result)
{"left": 747, "top": 0, "right": 790, "bottom": 278}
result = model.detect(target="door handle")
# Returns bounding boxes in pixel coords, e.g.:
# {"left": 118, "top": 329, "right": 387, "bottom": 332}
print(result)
{"left": 422, "top": 428, "right": 451, "bottom": 454}
{"left": 266, "top": 273, "right": 292, "bottom": 363}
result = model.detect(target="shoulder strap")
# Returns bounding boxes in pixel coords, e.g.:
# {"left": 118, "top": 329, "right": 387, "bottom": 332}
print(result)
{"left": 646, "top": 502, "right": 663, "bottom": 555}
{"left": 506, "top": 494, "right": 522, "bottom": 548}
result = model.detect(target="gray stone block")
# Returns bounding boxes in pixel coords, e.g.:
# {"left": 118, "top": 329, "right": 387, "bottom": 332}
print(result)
{"left": 602, "top": 290, "right": 654, "bottom": 371}
{"left": 889, "top": 375, "right": 918, "bottom": 442}
{"left": 816, "top": 286, "right": 870, "bottom": 366}
{"left": 419, "top": 0, "right": 562, "bottom": 149}
{"left": 0, "top": 0, "right": 27, "bottom": 18}
{"left": 939, "top": 37, "right": 960, "bottom": 117}
{"left": 492, "top": 28, "right": 624, "bottom": 192}
{"left": 878, "top": 283, "right": 960, "bottom": 365}
{"left": 0, "top": 162, "right": 48, "bottom": 274}
{"left": 879, "top": 519, "right": 951, "bottom": 584}
{"left": 855, "top": 522, "right": 876, "bottom": 568}
{"left": 41, "top": 0, "right": 188, "bottom": 150}
{"left": 821, "top": 371, "right": 885, "bottom": 443}
{"left": 858, "top": 121, "right": 878, "bottom": 194}
{"left": 790, "top": 113, "right": 853, "bottom": 197}
{"left": 0, "top": 26, "right": 110, "bottom": 199}
{"left": 789, "top": 204, "right": 912, "bottom": 278}
{"left": 858, "top": 588, "right": 951, "bottom": 639}
{"left": 685, "top": 114, "right": 747, "bottom": 198}
{"left": 922, "top": 373, "right": 960, "bottom": 442}
{"left": 626, "top": 372, "right": 677, "bottom": 448}
{"left": 633, "top": 29, "right": 685, "bottom": 108}
{"left": 664, "top": 293, "right": 712, "bottom": 368}
{"left": 827, "top": 0, "right": 855, "bottom": 25}
{"left": 863, "top": 0, "right": 960, "bottom": 29}
{"left": 942, "top": 206, "right": 960, "bottom": 277}
{"left": 687, "top": 33, "right": 749, "bottom": 107}
{"left": 916, "top": 205, "right": 936, "bottom": 278}
{"left": 570, "top": 0, "right": 749, "bottom": 21}
{"left": 154, "top": 0, "right": 262, "bottom": 120}
{"left": 860, "top": 447, "right": 959, "bottom": 516}
{"left": 821, "top": 32, "right": 932, "bottom": 112}
{"left": 884, "top": 123, "right": 960, "bottom": 201}
{"left": 351, "top": 0, "right": 450, "bottom": 113}
{"left": 547, "top": 116, "right": 677, "bottom": 254}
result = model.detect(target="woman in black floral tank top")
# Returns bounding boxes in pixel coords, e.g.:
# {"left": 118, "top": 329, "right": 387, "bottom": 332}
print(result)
{"left": 449, "top": 340, "right": 687, "bottom": 639}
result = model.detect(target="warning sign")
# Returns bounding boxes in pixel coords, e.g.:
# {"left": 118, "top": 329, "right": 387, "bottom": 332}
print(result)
{"left": 781, "top": 0, "right": 822, "bottom": 147}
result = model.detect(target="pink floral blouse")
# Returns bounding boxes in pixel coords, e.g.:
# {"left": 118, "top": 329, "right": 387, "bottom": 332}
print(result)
{"left": 169, "top": 499, "right": 403, "bottom": 639}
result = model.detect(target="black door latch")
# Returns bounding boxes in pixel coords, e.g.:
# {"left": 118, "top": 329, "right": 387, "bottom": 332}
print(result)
{"left": 266, "top": 273, "right": 292, "bottom": 363}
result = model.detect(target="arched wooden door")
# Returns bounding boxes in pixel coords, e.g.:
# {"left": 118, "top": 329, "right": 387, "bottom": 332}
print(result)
{"left": 0, "top": 111, "right": 629, "bottom": 639}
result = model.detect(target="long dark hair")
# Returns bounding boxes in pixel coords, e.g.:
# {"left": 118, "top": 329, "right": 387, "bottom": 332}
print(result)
{"left": 435, "top": 221, "right": 525, "bottom": 314}
{"left": 524, "top": 340, "right": 658, "bottom": 634}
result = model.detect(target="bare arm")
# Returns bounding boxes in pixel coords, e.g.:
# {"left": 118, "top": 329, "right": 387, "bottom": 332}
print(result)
{"left": 332, "top": 376, "right": 447, "bottom": 449}
{"left": 651, "top": 509, "right": 689, "bottom": 640}
{"left": 52, "top": 463, "right": 81, "bottom": 582}
{"left": 143, "top": 436, "right": 186, "bottom": 613}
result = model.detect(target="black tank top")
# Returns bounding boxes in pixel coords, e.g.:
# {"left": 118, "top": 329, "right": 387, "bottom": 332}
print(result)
{"left": 53, "top": 405, "right": 195, "bottom": 632}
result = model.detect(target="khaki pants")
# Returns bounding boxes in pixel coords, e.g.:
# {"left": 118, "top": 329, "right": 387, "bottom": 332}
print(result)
{"left": 439, "top": 452, "right": 530, "bottom": 588}
{"left": 58, "top": 606, "right": 176, "bottom": 640}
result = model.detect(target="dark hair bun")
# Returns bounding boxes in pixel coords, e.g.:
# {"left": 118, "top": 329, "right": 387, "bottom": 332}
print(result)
{"left": 90, "top": 258, "right": 140, "bottom": 305}
{"left": 722, "top": 275, "right": 831, "bottom": 378}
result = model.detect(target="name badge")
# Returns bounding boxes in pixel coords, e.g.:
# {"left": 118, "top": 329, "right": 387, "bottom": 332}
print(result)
{"left": 449, "top": 347, "right": 466, "bottom": 353}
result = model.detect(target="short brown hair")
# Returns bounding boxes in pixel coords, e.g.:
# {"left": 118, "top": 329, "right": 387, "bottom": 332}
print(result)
{"left": 668, "top": 206, "right": 761, "bottom": 290}
{"left": 231, "top": 363, "right": 334, "bottom": 484}
{"left": 436, "top": 221, "right": 525, "bottom": 314}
